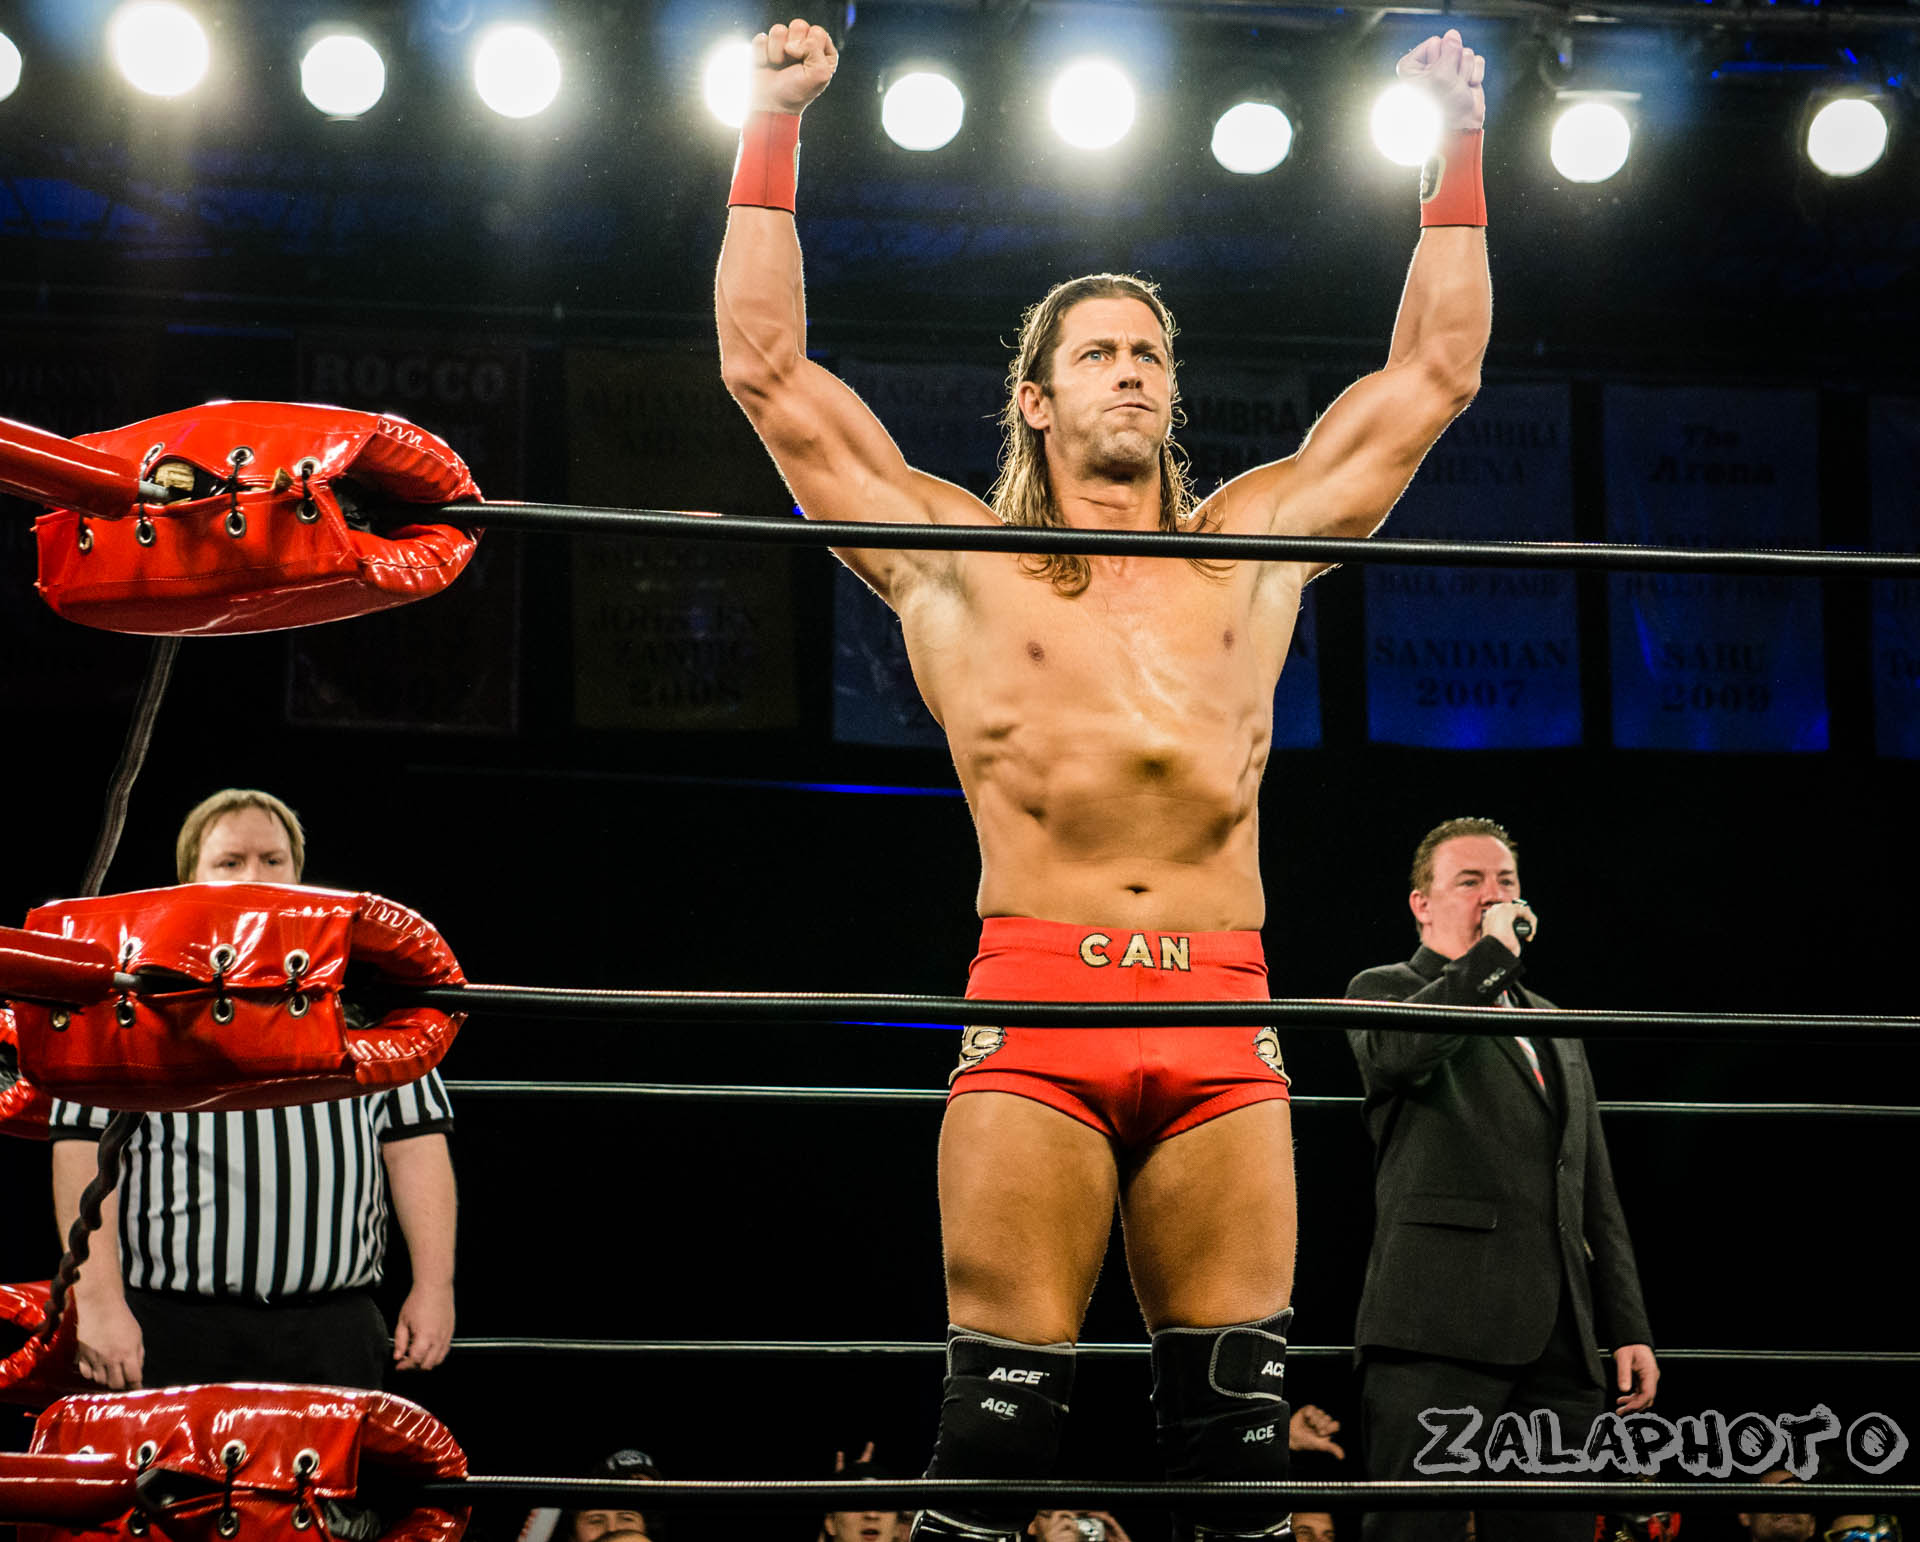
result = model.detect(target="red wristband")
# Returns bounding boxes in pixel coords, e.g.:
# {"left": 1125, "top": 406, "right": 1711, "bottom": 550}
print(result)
{"left": 729, "top": 110, "right": 801, "bottom": 213}
{"left": 1419, "top": 129, "right": 1486, "bottom": 228}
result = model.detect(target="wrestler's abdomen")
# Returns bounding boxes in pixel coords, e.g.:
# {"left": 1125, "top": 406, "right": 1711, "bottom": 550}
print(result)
{"left": 905, "top": 553, "right": 1295, "bottom": 933}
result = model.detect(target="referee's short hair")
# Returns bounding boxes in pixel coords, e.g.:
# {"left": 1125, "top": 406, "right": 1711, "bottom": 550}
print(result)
{"left": 176, "top": 789, "right": 307, "bottom": 883}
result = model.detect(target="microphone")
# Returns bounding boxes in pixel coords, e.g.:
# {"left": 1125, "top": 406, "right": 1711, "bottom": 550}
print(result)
{"left": 1512, "top": 912, "right": 1533, "bottom": 943}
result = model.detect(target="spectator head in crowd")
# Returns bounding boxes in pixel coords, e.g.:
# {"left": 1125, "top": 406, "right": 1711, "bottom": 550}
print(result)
{"left": 530, "top": 1449, "right": 663, "bottom": 1542}
{"left": 1286, "top": 1407, "right": 1347, "bottom": 1542}
{"left": 1596, "top": 1512, "right": 1679, "bottom": 1541}
{"left": 823, "top": 1456, "right": 908, "bottom": 1542}
{"left": 176, "top": 788, "right": 305, "bottom": 884}
{"left": 573, "top": 1513, "right": 651, "bottom": 1542}
{"left": 1739, "top": 1470, "right": 1814, "bottom": 1541}
{"left": 1027, "top": 1511, "right": 1133, "bottom": 1542}
{"left": 1823, "top": 1519, "right": 1901, "bottom": 1542}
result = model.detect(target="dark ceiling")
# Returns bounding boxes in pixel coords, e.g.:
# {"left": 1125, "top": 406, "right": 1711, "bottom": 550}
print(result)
{"left": 0, "top": 0, "right": 1915, "bottom": 371}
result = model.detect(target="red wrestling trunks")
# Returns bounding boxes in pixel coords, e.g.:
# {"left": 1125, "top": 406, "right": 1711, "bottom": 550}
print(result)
{"left": 949, "top": 917, "right": 1291, "bottom": 1145}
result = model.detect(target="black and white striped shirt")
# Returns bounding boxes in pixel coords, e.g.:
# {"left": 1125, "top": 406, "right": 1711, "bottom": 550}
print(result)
{"left": 49, "top": 1076, "right": 453, "bottom": 1301}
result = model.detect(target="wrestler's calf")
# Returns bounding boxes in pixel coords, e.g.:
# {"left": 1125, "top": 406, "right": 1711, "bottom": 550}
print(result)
{"left": 913, "top": 1325, "right": 1077, "bottom": 1542}
{"left": 1151, "top": 1308, "right": 1295, "bottom": 1541}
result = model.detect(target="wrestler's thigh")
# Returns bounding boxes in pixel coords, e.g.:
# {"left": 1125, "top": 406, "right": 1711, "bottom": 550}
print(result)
{"left": 938, "top": 1091, "right": 1120, "bottom": 1343}
{"left": 1119, "top": 1100, "right": 1296, "bottom": 1330}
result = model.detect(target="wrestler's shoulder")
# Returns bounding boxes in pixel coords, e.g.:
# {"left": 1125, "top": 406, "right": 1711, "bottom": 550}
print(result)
{"left": 1194, "top": 453, "right": 1305, "bottom": 535}
{"left": 917, "top": 474, "right": 999, "bottom": 528}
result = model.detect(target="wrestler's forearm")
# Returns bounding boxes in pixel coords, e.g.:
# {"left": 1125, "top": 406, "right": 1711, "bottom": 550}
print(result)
{"left": 1383, "top": 226, "right": 1490, "bottom": 387}
{"left": 716, "top": 207, "right": 809, "bottom": 393}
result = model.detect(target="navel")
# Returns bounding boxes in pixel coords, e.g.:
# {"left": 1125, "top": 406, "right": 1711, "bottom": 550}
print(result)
{"left": 1223, "top": 628, "right": 1236, "bottom": 652}
{"left": 1026, "top": 640, "right": 1046, "bottom": 664}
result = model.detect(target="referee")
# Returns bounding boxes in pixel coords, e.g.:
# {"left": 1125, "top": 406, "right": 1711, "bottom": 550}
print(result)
{"left": 49, "top": 788, "right": 458, "bottom": 1391}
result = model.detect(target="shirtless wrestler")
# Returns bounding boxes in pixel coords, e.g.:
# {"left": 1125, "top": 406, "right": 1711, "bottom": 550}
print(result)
{"left": 716, "top": 21, "right": 1490, "bottom": 1542}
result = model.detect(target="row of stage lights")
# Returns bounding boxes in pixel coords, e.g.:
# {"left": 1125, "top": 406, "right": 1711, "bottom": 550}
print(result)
{"left": 0, "top": 1, "right": 1898, "bottom": 182}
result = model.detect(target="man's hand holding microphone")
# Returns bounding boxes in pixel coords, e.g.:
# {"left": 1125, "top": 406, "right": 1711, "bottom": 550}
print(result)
{"left": 1480, "top": 898, "right": 1538, "bottom": 956}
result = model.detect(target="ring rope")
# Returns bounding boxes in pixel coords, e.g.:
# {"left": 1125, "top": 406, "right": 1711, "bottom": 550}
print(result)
{"left": 445, "top": 1335, "right": 1920, "bottom": 1366}
{"left": 375, "top": 985, "right": 1920, "bottom": 1043}
{"left": 442, "top": 1079, "right": 1920, "bottom": 1119}
{"left": 421, "top": 1476, "right": 1920, "bottom": 1512}
{"left": 78, "top": 637, "right": 181, "bottom": 898}
{"left": 444, "top": 503, "right": 1920, "bottom": 577}
{"left": 41, "top": 1110, "right": 141, "bottom": 1347}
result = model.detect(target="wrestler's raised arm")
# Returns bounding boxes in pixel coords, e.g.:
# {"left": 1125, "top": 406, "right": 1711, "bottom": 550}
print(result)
{"left": 1208, "top": 29, "right": 1490, "bottom": 575}
{"left": 716, "top": 19, "right": 992, "bottom": 607}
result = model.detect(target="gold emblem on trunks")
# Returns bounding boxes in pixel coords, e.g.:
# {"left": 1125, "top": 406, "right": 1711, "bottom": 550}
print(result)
{"left": 1252, "top": 1027, "right": 1291, "bottom": 1085}
{"left": 952, "top": 1024, "right": 1007, "bottom": 1084}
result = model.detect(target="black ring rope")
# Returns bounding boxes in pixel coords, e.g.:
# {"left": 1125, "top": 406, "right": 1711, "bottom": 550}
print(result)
{"left": 442, "top": 1079, "right": 1920, "bottom": 1119}
{"left": 433, "top": 1082, "right": 1910, "bottom": 1365}
{"left": 446, "top": 1335, "right": 1920, "bottom": 1366}
{"left": 442, "top": 1075, "right": 1916, "bottom": 1368}
{"left": 420, "top": 1477, "right": 1920, "bottom": 1512}
{"left": 388, "top": 984, "right": 1920, "bottom": 1043}
{"left": 41, "top": 1110, "right": 140, "bottom": 1345}
{"left": 44, "top": 637, "right": 183, "bottom": 1346}
{"left": 78, "top": 637, "right": 180, "bottom": 900}
{"left": 441, "top": 503, "right": 1920, "bottom": 578}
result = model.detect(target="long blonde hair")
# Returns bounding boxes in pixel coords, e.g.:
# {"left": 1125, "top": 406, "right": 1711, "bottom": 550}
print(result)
{"left": 989, "top": 273, "right": 1201, "bottom": 597}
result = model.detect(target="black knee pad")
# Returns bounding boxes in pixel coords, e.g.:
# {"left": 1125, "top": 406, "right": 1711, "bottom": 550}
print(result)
{"left": 920, "top": 1325, "right": 1077, "bottom": 1537}
{"left": 1151, "top": 1309, "right": 1294, "bottom": 1540}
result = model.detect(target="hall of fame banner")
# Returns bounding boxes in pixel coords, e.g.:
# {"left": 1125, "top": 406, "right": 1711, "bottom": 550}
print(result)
{"left": 1364, "top": 382, "right": 1580, "bottom": 749}
{"left": 1869, "top": 397, "right": 1920, "bottom": 759}
{"left": 567, "top": 347, "right": 797, "bottom": 733}
{"left": 286, "top": 334, "right": 528, "bottom": 734}
{"left": 1604, "top": 385, "right": 1825, "bottom": 752}
{"left": 1180, "top": 365, "right": 1320, "bottom": 749}
{"left": 828, "top": 358, "right": 1000, "bottom": 749}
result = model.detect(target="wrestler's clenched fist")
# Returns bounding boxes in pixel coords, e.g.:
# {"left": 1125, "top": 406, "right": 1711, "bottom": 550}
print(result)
{"left": 751, "top": 17, "right": 839, "bottom": 115}
{"left": 1396, "top": 27, "right": 1486, "bottom": 133}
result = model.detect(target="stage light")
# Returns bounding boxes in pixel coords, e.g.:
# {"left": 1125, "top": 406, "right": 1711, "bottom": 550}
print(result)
{"left": 0, "top": 32, "right": 20, "bottom": 104}
{"left": 473, "top": 24, "right": 561, "bottom": 119}
{"left": 1211, "top": 100, "right": 1293, "bottom": 174}
{"left": 1806, "top": 96, "right": 1888, "bottom": 177}
{"left": 703, "top": 39, "right": 753, "bottom": 128}
{"left": 882, "top": 70, "right": 965, "bottom": 151}
{"left": 1049, "top": 58, "right": 1135, "bottom": 151}
{"left": 1550, "top": 99, "right": 1631, "bottom": 183}
{"left": 1371, "top": 81, "right": 1441, "bottom": 167}
{"left": 109, "top": 2, "right": 210, "bottom": 99}
{"left": 301, "top": 34, "right": 385, "bottom": 118}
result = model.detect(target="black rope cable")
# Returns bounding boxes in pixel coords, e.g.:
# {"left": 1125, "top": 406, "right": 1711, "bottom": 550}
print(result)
{"left": 441, "top": 1079, "right": 1920, "bottom": 1119}
{"left": 43, "top": 637, "right": 184, "bottom": 1346}
{"left": 421, "top": 1477, "right": 1920, "bottom": 1512}
{"left": 438, "top": 503, "right": 1920, "bottom": 577}
{"left": 41, "top": 1111, "right": 140, "bottom": 1345}
{"left": 380, "top": 985, "right": 1920, "bottom": 1043}
{"left": 78, "top": 636, "right": 180, "bottom": 900}
{"left": 446, "top": 1335, "right": 1920, "bottom": 1366}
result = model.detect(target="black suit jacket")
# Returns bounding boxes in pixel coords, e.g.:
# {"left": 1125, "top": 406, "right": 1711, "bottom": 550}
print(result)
{"left": 1345, "top": 936, "right": 1653, "bottom": 1383}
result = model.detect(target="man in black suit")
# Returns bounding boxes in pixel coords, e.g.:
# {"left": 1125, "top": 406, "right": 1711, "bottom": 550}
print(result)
{"left": 1344, "top": 817, "right": 1658, "bottom": 1542}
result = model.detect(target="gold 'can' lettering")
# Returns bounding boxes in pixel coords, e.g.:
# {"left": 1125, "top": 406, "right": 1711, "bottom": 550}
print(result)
{"left": 1159, "top": 935, "right": 1190, "bottom": 972}
{"left": 1079, "top": 932, "right": 1112, "bottom": 967}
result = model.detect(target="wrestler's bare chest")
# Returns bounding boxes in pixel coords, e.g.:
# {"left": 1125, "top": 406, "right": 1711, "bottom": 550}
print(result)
{"left": 901, "top": 553, "right": 1300, "bottom": 729}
